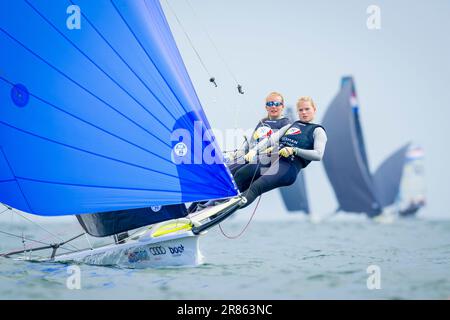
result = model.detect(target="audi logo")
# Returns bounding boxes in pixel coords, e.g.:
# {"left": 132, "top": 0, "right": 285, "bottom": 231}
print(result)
{"left": 149, "top": 246, "right": 166, "bottom": 255}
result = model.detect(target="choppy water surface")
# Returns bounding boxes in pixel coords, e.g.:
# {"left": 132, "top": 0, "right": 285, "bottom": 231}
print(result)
{"left": 1, "top": 215, "right": 449, "bottom": 299}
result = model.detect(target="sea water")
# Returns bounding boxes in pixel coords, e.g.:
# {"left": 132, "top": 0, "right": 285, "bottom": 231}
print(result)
{"left": 0, "top": 214, "right": 449, "bottom": 300}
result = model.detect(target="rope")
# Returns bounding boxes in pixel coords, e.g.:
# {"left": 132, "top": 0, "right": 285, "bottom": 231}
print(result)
{"left": 163, "top": 0, "right": 214, "bottom": 80}
{"left": 1, "top": 204, "right": 84, "bottom": 252}
{"left": 12, "top": 210, "right": 80, "bottom": 251}
{"left": 218, "top": 152, "right": 283, "bottom": 239}
{"left": 0, "top": 207, "right": 11, "bottom": 215}
{"left": 219, "top": 195, "right": 261, "bottom": 239}
{"left": 184, "top": 0, "right": 240, "bottom": 86}
{"left": 0, "top": 229, "right": 60, "bottom": 248}
{"left": 2, "top": 233, "right": 76, "bottom": 256}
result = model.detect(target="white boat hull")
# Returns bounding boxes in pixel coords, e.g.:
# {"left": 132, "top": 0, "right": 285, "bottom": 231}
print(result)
{"left": 54, "top": 230, "right": 203, "bottom": 268}
{"left": 18, "top": 198, "right": 244, "bottom": 268}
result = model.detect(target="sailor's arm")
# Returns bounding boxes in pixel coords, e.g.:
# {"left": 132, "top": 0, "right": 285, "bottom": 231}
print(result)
{"left": 244, "top": 124, "right": 291, "bottom": 161}
{"left": 292, "top": 127, "right": 327, "bottom": 161}
{"left": 254, "top": 124, "right": 291, "bottom": 152}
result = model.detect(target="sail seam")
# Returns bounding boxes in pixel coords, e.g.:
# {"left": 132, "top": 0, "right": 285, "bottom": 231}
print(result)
{"left": 14, "top": 175, "right": 227, "bottom": 196}
{"left": 110, "top": 0, "right": 237, "bottom": 190}
{"left": 0, "top": 119, "right": 180, "bottom": 179}
{"left": 0, "top": 147, "right": 34, "bottom": 213}
{"left": 25, "top": 0, "right": 176, "bottom": 131}
{"left": 1, "top": 76, "right": 230, "bottom": 191}
{"left": 0, "top": 27, "right": 172, "bottom": 150}
{"left": 67, "top": 0, "right": 178, "bottom": 122}
{"left": 1, "top": 118, "right": 232, "bottom": 192}
{"left": 0, "top": 179, "right": 15, "bottom": 183}
{"left": 0, "top": 75, "right": 174, "bottom": 166}
{"left": 110, "top": 0, "right": 191, "bottom": 116}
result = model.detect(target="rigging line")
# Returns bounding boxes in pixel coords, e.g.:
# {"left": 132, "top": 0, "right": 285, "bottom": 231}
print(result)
{"left": 0, "top": 230, "right": 74, "bottom": 253}
{"left": 219, "top": 195, "right": 261, "bottom": 239}
{"left": 24, "top": 0, "right": 174, "bottom": 132}
{"left": 218, "top": 156, "right": 282, "bottom": 239}
{"left": 111, "top": 0, "right": 192, "bottom": 117}
{"left": 84, "top": 233, "right": 93, "bottom": 250}
{"left": 184, "top": 0, "right": 240, "bottom": 85}
{"left": 5, "top": 232, "right": 71, "bottom": 256}
{"left": 163, "top": 0, "right": 213, "bottom": 79}
{"left": 12, "top": 210, "right": 81, "bottom": 251}
{"left": 0, "top": 207, "right": 11, "bottom": 215}
{"left": 69, "top": 0, "right": 232, "bottom": 189}
{"left": 0, "top": 28, "right": 171, "bottom": 150}
{"left": 110, "top": 1, "right": 240, "bottom": 188}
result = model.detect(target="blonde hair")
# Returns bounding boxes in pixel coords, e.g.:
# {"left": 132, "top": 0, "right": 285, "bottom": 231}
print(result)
{"left": 266, "top": 91, "right": 284, "bottom": 104}
{"left": 296, "top": 96, "right": 317, "bottom": 110}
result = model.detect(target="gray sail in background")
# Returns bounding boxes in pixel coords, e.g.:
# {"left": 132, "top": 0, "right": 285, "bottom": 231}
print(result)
{"left": 374, "top": 143, "right": 411, "bottom": 207}
{"left": 278, "top": 106, "right": 310, "bottom": 214}
{"left": 279, "top": 171, "right": 310, "bottom": 213}
{"left": 322, "top": 77, "right": 381, "bottom": 216}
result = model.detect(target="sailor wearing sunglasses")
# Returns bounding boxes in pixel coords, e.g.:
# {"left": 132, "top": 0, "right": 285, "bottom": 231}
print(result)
{"left": 227, "top": 92, "right": 290, "bottom": 174}
{"left": 191, "top": 92, "right": 291, "bottom": 212}
{"left": 234, "top": 96, "right": 327, "bottom": 208}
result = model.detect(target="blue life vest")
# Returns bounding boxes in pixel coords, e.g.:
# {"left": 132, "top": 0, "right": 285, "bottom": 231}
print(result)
{"left": 279, "top": 121, "right": 325, "bottom": 169}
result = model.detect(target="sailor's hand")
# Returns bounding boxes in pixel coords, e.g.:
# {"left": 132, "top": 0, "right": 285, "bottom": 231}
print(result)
{"left": 262, "top": 146, "right": 274, "bottom": 156}
{"left": 279, "top": 147, "right": 294, "bottom": 158}
{"left": 244, "top": 149, "right": 257, "bottom": 162}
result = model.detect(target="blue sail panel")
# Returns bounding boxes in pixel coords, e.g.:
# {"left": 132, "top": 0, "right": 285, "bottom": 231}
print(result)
{"left": 0, "top": 149, "right": 14, "bottom": 181}
{"left": 0, "top": 0, "right": 238, "bottom": 216}
{"left": 0, "top": 149, "right": 30, "bottom": 211}
{"left": 0, "top": 181, "right": 31, "bottom": 212}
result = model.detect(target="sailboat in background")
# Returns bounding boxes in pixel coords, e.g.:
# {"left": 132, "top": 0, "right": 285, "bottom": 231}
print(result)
{"left": 278, "top": 106, "right": 310, "bottom": 214}
{"left": 321, "top": 76, "right": 425, "bottom": 218}
{"left": 322, "top": 76, "right": 382, "bottom": 217}
{"left": 0, "top": 0, "right": 246, "bottom": 267}
{"left": 374, "top": 144, "right": 426, "bottom": 217}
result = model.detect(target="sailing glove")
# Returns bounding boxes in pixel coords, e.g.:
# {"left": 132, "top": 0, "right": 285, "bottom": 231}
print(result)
{"left": 279, "top": 147, "right": 294, "bottom": 158}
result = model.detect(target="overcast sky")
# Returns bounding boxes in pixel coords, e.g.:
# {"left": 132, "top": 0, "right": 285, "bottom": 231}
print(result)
{"left": 162, "top": 0, "right": 449, "bottom": 219}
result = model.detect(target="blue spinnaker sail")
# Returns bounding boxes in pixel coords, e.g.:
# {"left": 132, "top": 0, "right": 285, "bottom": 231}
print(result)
{"left": 0, "top": 0, "right": 238, "bottom": 216}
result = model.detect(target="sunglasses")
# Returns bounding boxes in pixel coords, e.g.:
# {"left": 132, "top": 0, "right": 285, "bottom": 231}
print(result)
{"left": 266, "top": 101, "right": 283, "bottom": 107}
